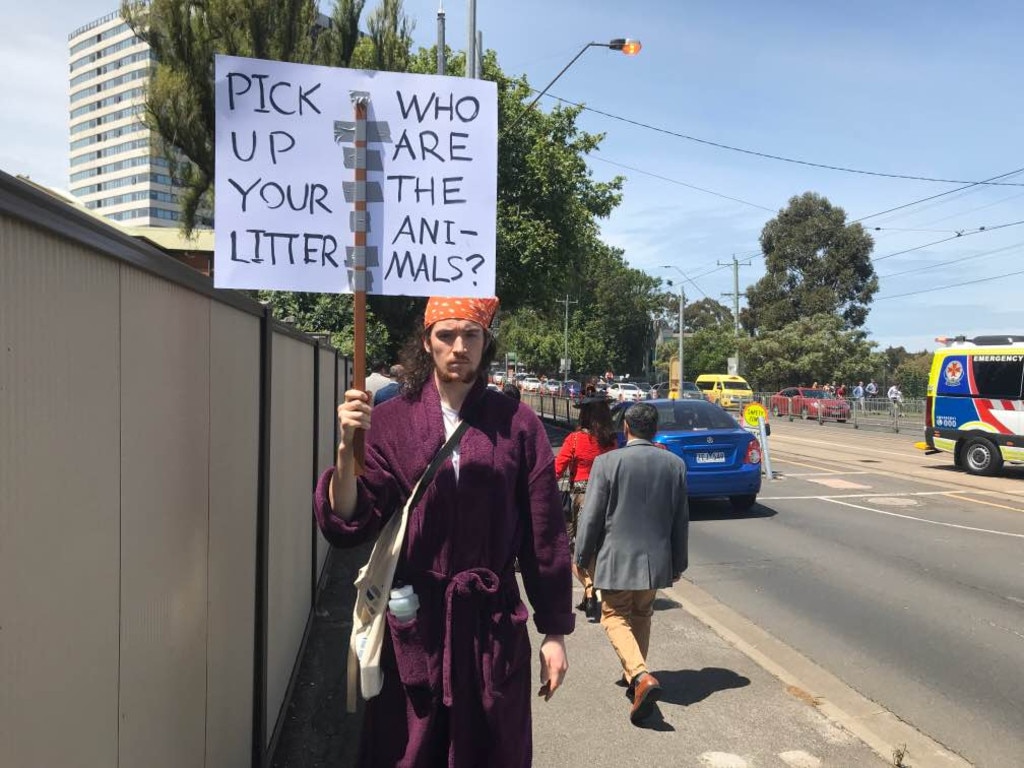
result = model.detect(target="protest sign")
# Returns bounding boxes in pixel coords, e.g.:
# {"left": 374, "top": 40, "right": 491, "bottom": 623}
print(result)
{"left": 213, "top": 55, "right": 497, "bottom": 298}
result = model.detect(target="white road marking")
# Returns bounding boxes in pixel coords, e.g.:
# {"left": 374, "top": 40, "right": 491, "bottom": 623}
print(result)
{"left": 804, "top": 477, "right": 872, "bottom": 489}
{"left": 760, "top": 490, "right": 955, "bottom": 501}
{"left": 782, "top": 470, "right": 874, "bottom": 477}
{"left": 773, "top": 434, "right": 925, "bottom": 460}
{"left": 699, "top": 753, "right": 749, "bottom": 768}
{"left": 821, "top": 497, "right": 1024, "bottom": 538}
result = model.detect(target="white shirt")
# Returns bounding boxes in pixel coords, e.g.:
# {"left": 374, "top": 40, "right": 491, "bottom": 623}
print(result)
{"left": 441, "top": 404, "right": 462, "bottom": 481}
{"left": 887, "top": 385, "right": 902, "bottom": 401}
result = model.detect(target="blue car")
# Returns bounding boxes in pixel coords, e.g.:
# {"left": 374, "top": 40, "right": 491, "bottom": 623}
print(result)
{"left": 610, "top": 399, "right": 763, "bottom": 511}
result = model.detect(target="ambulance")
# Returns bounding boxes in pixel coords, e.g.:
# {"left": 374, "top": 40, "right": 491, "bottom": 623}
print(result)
{"left": 922, "top": 335, "right": 1024, "bottom": 475}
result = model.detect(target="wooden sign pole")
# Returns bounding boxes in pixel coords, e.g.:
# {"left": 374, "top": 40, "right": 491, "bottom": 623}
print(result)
{"left": 351, "top": 94, "right": 369, "bottom": 474}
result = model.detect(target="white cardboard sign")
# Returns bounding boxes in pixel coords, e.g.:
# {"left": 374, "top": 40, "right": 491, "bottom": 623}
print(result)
{"left": 213, "top": 55, "right": 497, "bottom": 297}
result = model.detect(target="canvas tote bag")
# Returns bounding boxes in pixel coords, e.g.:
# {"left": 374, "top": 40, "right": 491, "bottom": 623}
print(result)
{"left": 346, "top": 420, "right": 470, "bottom": 712}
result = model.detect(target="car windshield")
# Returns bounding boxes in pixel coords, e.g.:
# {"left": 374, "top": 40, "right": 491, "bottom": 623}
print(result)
{"left": 723, "top": 381, "right": 750, "bottom": 390}
{"left": 681, "top": 382, "right": 700, "bottom": 392}
{"left": 657, "top": 401, "right": 739, "bottom": 431}
{"left": 801, "top": 390, "right": 829, "bottom": 398}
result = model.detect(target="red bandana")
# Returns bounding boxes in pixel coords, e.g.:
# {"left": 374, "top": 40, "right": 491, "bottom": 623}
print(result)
{"left": 423, "top": 296, "right": 499, "bottom": 329}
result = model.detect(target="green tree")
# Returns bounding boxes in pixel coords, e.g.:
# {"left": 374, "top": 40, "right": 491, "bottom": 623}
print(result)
{"left": 739, "top": 313, "right": 877, "bottom": 391}
{"left": 122, "top": 0, "right": 323, "bottom": 232}
{"left": 743, "top": 192, "right": 878, "bottom": 334}
{"left": 318, "top": 0, "right": 366, "bottom": 68}
{"left": 684, "top": 297, "right": 733, "bottom": 333}
{"left": 256, "top": 289, "right": 391, "bottom": 360}
{"left": 894, "top": 351, "right": 932, "bottom": 397}
{"left": 685, "top": 325, "right": 737, "bottom": 379}
{"left": 358, "top": 0, "right": 414, "bottom": 72}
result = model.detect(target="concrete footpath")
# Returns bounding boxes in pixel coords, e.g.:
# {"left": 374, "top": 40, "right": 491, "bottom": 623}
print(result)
{"left": 530, "top": 580, "right": 891, "bottom": 768}
{"left": 271, "top": 543, "right": 898, "bottom": 768}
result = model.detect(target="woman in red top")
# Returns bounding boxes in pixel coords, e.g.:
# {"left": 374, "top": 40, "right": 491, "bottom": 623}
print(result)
{"left": 554, "top": 394, "right": 616, "bottom": 621}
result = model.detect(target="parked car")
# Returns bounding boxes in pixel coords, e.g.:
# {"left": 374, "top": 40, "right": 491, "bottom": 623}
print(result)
{"left": 769, "top": 387, "right": 851, "bottom": 422}
{"left": 606, "top": 381, "right": 645, "bottom": 402}
{"left": 651, "top": 381, "right": 705, "bottom": 400}
{"left": 520, "top": 376, "right": 543, "bottom": 392}
{"left": 610, "top": 399, "right": 762, "bottom": 510}
{"left": 631, "top": 381, "right": 651, "bottom": 398}
{"left": 561, "top": 379, "right": 582, "bottom": 399}
{"left": 542, "top": 379, "right": 562, "bottom": 394}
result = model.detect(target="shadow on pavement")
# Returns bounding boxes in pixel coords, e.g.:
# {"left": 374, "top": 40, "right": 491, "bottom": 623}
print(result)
{"left": 689, "top": 500, "right": 778, "bottom": 521}
{"left": 652, "top": 667, "right": 751, "bottom": 707}
{"left": 653, "top": 597, "right": 682, "bottom": 611}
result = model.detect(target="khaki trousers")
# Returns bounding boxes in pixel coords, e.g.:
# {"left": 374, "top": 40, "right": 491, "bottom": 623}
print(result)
{"left": 569, "top": 488, "right": 595, "bottom": 595}
{"left": 600, "top": 588, "right": 657, "bottom": 682}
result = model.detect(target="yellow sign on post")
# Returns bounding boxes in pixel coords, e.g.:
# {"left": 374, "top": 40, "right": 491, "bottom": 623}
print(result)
{"left": 742, "top": 402, "right": 767, "bottom": 429}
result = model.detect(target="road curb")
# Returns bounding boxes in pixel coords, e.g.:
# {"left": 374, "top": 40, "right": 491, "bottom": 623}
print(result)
{"left": 667, "top": 578, "right": 973, "bottom": 768}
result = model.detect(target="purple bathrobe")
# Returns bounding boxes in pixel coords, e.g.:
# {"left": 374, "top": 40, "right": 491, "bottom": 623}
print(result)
{"left": 314, "top": 377, "right": 575, "bottom": 767}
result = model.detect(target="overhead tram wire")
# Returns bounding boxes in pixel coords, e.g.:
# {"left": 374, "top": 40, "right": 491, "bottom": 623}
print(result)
{"left": 873, "top": 218, "right": 1024, "bottom": 262}
{"left": 852, "top": 167, "right": 1024, "bottom": 223}
{"left": 590, "top": 157, "right": 777, "bottom": 213}
{"left": 879, "top": 240, "right": 1024, "bottom": 279}
{"left": 876, "top": 267, "right": 1024, "bottom": 300}
{"left": 542, "top": 91, "right": 1024, "bottom": 188}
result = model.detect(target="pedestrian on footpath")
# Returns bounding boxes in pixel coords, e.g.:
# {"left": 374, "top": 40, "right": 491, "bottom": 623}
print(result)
{"left": 575, "top": 402, "right": 689, "bottom": 725}
{"left": 554, "top": 393, "right": 616, "bottom": 622}
{"left": 372, "top": 363, "right": 404, "bottom": 405}
{"left": 315, "top": 296, "right": 574, "bottom": 767}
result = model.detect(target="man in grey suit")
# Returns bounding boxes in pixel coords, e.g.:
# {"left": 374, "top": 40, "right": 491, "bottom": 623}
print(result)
{"left": 575, "top": 402, "right": 689, "bottom": 724}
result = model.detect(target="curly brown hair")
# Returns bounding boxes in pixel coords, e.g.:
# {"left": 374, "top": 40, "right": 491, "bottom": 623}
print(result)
{"left": 397, "top": 326, "right": 497, "bottom": 397}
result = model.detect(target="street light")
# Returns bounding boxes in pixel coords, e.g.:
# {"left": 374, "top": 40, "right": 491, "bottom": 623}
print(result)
{"left": 660, "top": 265, "right": 696, "bottom": 392}
{"left": 503, "top": 38, "right": 642, "bottom": 133}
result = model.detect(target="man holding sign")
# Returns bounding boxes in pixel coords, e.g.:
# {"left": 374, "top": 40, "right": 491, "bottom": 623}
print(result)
{"left": 314, "top": 296, "right": 574, "bottom": 766}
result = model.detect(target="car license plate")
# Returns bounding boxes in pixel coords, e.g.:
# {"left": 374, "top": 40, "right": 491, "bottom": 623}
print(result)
{"left": 695, "top": 451, "right": 726, "bottom": 464}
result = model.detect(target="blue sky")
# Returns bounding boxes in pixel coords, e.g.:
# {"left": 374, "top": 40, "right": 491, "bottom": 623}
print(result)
{"left": 4, "top": 0, "right": 1023, "bottom": 351}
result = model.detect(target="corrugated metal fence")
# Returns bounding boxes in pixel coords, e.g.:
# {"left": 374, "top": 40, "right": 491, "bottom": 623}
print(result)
{"left": 0, "top": 172, "right": 349, "bottom": 768}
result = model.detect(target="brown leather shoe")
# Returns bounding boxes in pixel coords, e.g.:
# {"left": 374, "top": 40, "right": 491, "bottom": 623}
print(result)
{"left": 629, "top": 673, "right": 661, "bottom": 724}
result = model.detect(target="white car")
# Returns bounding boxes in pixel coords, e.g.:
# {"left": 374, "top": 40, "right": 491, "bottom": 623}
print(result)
{"left": 606, "top": 382, "right": 645, "bottom": 402}
{"left": 520, "top": 377, "right": 543, "bottom": 392}
{"left": 542, "top": 379, "right": 562, "bottom": 394}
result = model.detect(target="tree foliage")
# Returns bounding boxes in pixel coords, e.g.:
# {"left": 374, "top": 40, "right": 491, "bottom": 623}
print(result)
{"left": 122, "top": 0, "right": 323, "bottom": 232}
{"left": 684, "top": 297, "right": 734, "bottom": 333}
{"left": 739, "top": 313, "right": 878, "bottom": 391}
{"left": 743, "top": 192, "right": 878, "bottom": 334}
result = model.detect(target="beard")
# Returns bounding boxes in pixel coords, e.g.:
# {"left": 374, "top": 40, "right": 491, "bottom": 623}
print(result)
{"left": 436, "top": 359, "right": 480, "bottom": 384}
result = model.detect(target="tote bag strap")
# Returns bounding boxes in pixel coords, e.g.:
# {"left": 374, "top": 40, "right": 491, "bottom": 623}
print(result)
{"left": 346, "top": 417, "right": 470, "bottom": 711}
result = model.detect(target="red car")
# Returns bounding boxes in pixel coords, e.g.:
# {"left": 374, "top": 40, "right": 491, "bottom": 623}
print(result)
{"left": 770, "top": 387, "right": 851, "bottom": 422}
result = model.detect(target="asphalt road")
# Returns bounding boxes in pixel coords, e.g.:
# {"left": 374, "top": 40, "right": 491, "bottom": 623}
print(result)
{"left": 685, "top": 419, "right": 1024, "bottom": 767}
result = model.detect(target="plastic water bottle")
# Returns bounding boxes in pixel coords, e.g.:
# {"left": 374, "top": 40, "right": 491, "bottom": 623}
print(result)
{"left": 388, "top": 584, "right": 419, "bottom": 622}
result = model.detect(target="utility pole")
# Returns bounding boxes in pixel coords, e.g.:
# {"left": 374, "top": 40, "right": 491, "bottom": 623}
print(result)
{"left": 556, "top": 294, "right": 578, "bottom": 378}
{"left": 719, "top": 254, "right": 752, "bottom": 373}
{"left": 465, "top": 0, "right": 477, "bottom": 78}
{"left": 677, "top": 286, "right": 685, "bottom": 384}
{"left": 718, "top": 254, "right": 752, "bottom": 336}
{"left": 436, "top": 2, "right": 445, "bottom": 75}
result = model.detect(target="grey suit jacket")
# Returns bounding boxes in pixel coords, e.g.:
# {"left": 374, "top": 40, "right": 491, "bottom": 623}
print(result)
{"left": 575, "top": 439, "right": 689, "bottom": 591}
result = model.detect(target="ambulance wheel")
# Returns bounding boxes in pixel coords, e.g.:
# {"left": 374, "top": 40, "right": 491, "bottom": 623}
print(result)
{"left": 962, "top": 437, "right": 1003, "bottom": 476}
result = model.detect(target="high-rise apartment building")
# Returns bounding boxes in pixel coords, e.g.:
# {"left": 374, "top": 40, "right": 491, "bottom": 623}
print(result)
{"left": 68, "top": 10, "right": 181, "bottom": 227}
